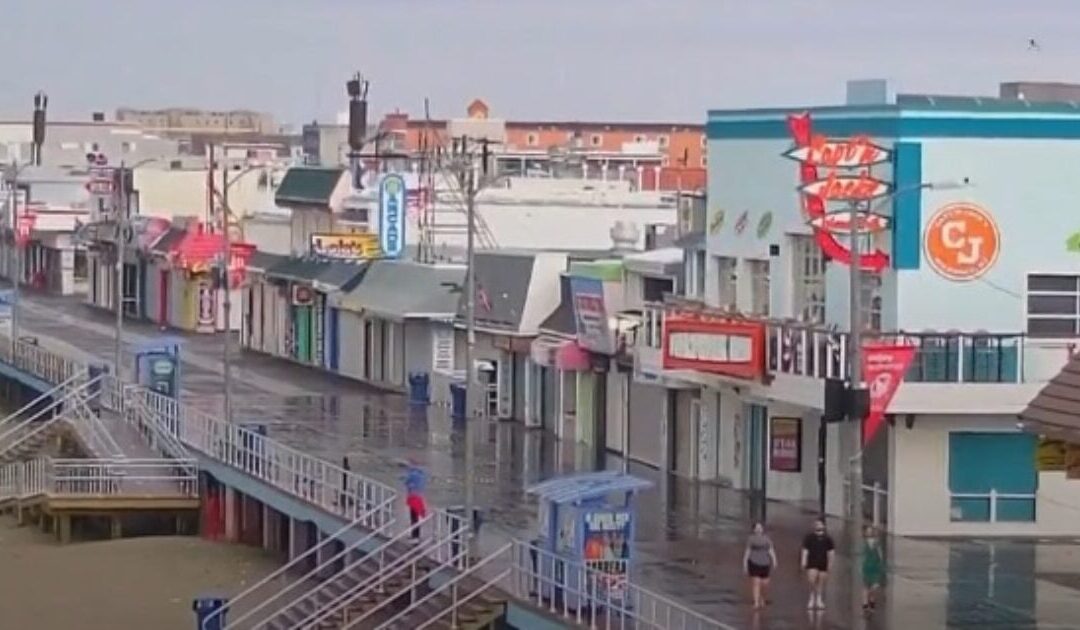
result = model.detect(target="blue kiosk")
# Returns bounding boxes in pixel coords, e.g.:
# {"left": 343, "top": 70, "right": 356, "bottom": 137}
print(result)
{"left": 525, "top": 471, "right": 652, "bottom": 611}
{"left": 133, "top": 337, "right": 183, "bottom": 398}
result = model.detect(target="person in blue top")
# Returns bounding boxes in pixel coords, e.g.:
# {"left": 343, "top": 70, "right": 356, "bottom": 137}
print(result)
{"left": 402, "top": 462, "right": 428, "bottom": 541}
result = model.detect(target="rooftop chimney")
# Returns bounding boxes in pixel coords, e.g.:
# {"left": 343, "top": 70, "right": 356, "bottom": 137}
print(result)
{"left": 610, "top": 221, "right": 640, "bottom": 254}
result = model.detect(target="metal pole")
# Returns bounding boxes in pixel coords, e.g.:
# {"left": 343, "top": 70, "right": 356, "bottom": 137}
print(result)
{"left": 114, "top": 163, "right": 126, "bottom": 377}
{"left": 221, "top": 158, "right": 233, "bottom": 424}
{"left": 8, "top": 162, "right": 19, "bottom": 348}
{"left": 846, "top": 199, "right": 865, "bottom": 613}
{"left": 463, "top": 139, "right": 477, "bottom": 559}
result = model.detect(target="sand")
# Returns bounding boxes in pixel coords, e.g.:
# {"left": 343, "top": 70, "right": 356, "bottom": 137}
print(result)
{"left": 0, "top": 516, "right": 281, "bottom": 629}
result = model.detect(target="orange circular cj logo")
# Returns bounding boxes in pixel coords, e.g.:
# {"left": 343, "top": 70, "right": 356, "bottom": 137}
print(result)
{"left": 924, "top": 203, "right": 1000, "bottom": 281}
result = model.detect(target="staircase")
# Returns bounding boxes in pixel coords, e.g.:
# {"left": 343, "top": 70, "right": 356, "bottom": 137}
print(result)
{"left": 0, "top": 372, "right": 98, "bottom": 464}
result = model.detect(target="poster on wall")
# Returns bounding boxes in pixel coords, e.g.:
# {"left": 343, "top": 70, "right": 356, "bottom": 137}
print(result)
{"left": 196, "top": 283, "right": 215, "bottom": 332}
{"left": 583, "top": 510, "right": 631, "bottom": 600}
{"left": 769, "top": 416, "right": 801, "bottom": 472}
{"left": 1065, "top": 443, "right": 1080, "bottom": 480}
{"left": 432, "top": 326, "right": 454, "bottom": 374}
{"left": 314, "top": 294, "right": 326, "bottom": 368}
{"left": 1036, "top": 438, "right": 1067, "bottom": 472}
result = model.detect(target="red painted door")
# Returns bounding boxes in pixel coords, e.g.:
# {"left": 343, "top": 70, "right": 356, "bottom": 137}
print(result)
{"left": 159, "top": 270, "right": 169, "bottom": 325}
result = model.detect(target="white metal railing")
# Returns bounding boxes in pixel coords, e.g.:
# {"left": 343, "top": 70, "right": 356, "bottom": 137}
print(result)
{"left": 510, "top": 540, "right": 732, "bottom": 630}
{"left": 0, "top": 457, "right": 197, "bottom": 499}
{"left": 950, "top": 489, "right": 1037, "bottom": 523}
{"left": 290, "top": 517, "right": 455, "bottom": 629}
{"left": 0, "top": 334, "right": 82, "bottom": 385}
{"left": 0, "top": 370, "right": 85, "bottom": 432}
{"left": 842, "top": 479, "right": 889, "bottom": 530}
{"left": 0, "top": 373, "right": 101, "bottom": 449}
{"left": 67, "top": 385, "right": 125, "bottom": 458}
{"left": 212, "top": 498, "right": 397, "bottom": 630}
{"left": 370, "top": 542, "right": 513, "bottom": 630}
{"left": 119, "top": 385, "right": 189, "bottom": 461}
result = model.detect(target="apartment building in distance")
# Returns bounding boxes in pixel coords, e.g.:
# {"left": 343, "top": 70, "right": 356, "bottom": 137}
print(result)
{"left": 116, "top": 107, "right": 277, "bottom": 136}
{"left": 309, "top": 98, "right": 706, "bottom": 192}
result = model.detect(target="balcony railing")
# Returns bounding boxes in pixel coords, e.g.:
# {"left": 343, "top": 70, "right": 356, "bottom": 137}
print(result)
{"left": 639, "top": 303, "right": 1075, "bottom": 385}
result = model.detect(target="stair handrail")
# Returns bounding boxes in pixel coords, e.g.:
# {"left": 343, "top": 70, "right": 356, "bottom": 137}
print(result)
{"left": 212, "top": 495, "right": 398, "bottom": 630}
{"left": 0, "top": 372, "right": 96, "bottom": 445}
{"left": 282, "top": 514, "right": 448, "bottom": 629}
{"left": 66, "top": 381, "right": 125, "bottom": 458}
{"left": 0, "top": 370, "right": 86, "bottom": 432}
{"left": 370, "top": 541, "right": 513, "bottom": 630}
{"left": 510, "top": 539, "right": 733, "bottom": 630}
{"left": 0, "top": 375, "right": 106, "bottom": 454}
{"left": 122, "top": 389, "right": 189, "bottom": 460}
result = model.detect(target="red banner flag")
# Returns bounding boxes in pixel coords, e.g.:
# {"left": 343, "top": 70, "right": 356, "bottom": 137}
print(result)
{"left": 15, "top": 213, "right": 36, "bottom": 246}
{"left": 862, "top": 342, "right": 917, "bottom": 445}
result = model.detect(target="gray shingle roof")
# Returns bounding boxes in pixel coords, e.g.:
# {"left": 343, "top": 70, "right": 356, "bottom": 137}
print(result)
{"left": 332, "top": 261, "right": 466, "bottom": 320}
{"left": 456, "top": 251, "right": 536, "bottom": 332}
{"left": 1019, "top": 357, "right": 1080, "bottom": 442}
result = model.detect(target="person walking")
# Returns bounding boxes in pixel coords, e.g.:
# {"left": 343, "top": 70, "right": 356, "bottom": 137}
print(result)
{"left": 800, "top": 518, "right": 835, "bottom": 610}
{"left": 862, "top": 525, "right": 885, "bottom": 613}
{"left": 402, "top": 462, "right": 428, "bottom": 542}
{"left": 742, "top": 522, "right": 778, "bottom": 609}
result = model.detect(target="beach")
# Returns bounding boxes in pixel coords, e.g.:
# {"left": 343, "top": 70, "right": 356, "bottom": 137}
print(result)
{"left": 0, "top": 515, "right": 280, "bottom": 629}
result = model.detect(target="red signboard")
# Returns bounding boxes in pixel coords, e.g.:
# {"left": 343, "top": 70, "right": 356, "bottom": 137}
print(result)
{"left": 862, "top": 342, "right": 917, "bottom": 445}
{"left": 15, "top": 213, "right": 36, "bottom": 246}
{"left": 661, "top": 314, "right": 766, "bottom": 380}
{"left": 787, "top": 113, "right": 891, "bottom": 272}
{"left": 808, "top": 211, "right": 889, "bottom": 235}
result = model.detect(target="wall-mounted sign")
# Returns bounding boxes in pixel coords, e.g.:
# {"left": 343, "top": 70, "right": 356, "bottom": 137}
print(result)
{"left": 291, "top": 284, "right": 314, "bottom": 306}
{"left": 769, "top": 416, "right": 801, "bottom": 472}
{"left": 924, "top": 202, "right": 1000, "bottom": 282}
{"left": 570, "top": 276, "right": 613, "bottom": 354}
{"left": 432, "top": 325, "right": 455, "bottom": 374}
{"left": 786, "top": 113, "right": 891, "bottom": 273}
{"left": 15, "top": 213, "right": 36, "bottom": 246}
{"left": 708, "top": 208, "right": 725, "bottom": 235}
{"left": 1036, "top": 438, "right": 1067, "bottom": 472}
{"left": 862, "top": 342, "right": 917, "bottom": 445}
{"left": 378, "top": 174, "right": 406, "bottom": 259}
{"left": 809, "top": 210, "right": 890, "bottom": 235}
{"left": 756, "top": 211, "right": 773, "bottom": 239}
{"left": 310, "top": 232, "right": 381, "bottom": 260}
{"left": 1067, "top": 231, "right": 1080, "bottom": 253}
{"left": 661, "top": 313, "right": 766, "bottom": 380}
{"left": 733, "top": 210, "right": 750, "bottom": 235}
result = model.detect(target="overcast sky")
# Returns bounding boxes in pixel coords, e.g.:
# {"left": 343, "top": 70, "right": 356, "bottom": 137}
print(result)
{"left": 3, "top": 0, "right": 1079, "bottom": 126}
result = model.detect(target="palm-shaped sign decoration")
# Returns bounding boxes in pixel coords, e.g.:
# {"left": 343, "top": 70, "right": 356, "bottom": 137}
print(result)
{"left": 1068, "top": 231, "right": 1080, "bottom": 253}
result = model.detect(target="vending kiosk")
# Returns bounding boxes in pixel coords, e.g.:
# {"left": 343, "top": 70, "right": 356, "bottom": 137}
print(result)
{"left": 525, "top": 472, "right": 652, "bottom": 611}
{"left": 134, "top": 337, "right": 183, "bottom": 398}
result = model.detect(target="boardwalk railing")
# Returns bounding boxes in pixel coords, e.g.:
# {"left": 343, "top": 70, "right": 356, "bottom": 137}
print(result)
{"left": 510, "top": 540, "right": 734, "bottom": 630}
{"left": 0, "top": 335, "right": 82, "bottom": 385}
{"left": 0, "top": 373, "right": 107, "bottom": 458}
{"left": 0, "top": 370, "right": 85, "bottom": 431}
{"left": 0, "top": 457, "right": 198, "bottom": 499}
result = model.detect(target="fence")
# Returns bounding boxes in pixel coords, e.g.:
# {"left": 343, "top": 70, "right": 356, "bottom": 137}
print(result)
{"left": 0, "top": 457, "right": 197, "bottom": 499}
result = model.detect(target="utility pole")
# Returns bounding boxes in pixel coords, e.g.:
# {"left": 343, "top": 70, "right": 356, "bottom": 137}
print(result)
{"left": 8, "top": 162, "right": 19, "bottom": 348}
{"left": 846, "top": 199, "right": 866, "bottom": 619}
{"left": 114, "top": 162, "right": 128, "bottom": 377}
{"left": 221, "top": 156, "right": 233, "bottom": 424}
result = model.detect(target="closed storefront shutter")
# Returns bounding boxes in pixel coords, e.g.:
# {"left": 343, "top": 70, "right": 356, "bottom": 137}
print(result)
{"left": 628, "top": 382, "right": 665, "bottom": 468}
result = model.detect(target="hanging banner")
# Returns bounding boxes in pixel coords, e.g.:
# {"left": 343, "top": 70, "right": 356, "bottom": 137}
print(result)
{"left": 862, "top": 342, "right": 917, "bottom": 445}
{"left": 15, "top": 213, "right": 36, "bottom": 246}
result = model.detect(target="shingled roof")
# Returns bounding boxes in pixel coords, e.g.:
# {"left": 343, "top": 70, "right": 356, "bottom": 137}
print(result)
{"left": 1019, "top": 355, "right": 1080, "bottom": 441}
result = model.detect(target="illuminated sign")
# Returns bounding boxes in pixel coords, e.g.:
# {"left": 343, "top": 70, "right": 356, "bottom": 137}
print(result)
{"left": 379, "top": 174, "right": 406, "bottom": 259}
{"left": 786, "top": 113, "right": 891, "bottom": 272}
{"left": 310, "top": 232, "right": 381, "bottom": 260}
{"left": 808, "top": 211, "right": 890, "bottom": 235}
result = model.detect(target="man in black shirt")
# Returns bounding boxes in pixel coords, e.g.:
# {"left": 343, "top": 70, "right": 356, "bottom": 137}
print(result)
{"left": 800, "top": 518, "right": 835, "bottom": 609}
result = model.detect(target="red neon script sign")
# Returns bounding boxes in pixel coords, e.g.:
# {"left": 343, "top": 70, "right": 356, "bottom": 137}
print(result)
{"left": 787, "top": 113, "right": 890, "bottom": 272}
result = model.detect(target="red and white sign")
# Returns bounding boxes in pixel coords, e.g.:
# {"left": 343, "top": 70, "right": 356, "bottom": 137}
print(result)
{"left": 862, "top": 342, "right": 917, "bottom": 445}
{"left": 787, "top": 113, "right": 891, "bottom": 272}
{"left": 15, "top": 213, "right": 36, "bottom": 246}
{"left": 227, "top": 242, "right": 255, "bottom": 287}
{"left": 799, "top": 171, "right": 891, "bottom": 202}
{"left": 662, "top": 313, "right": 766, "bottom": 380}
{"left": 809, "top": 211, "right": 890, "bottom": 235}
{"left": 85, "top": 178, "right": 114, "bottom": 195}
{"left": 291, "top": 284, "right": 314, "bottom": 306}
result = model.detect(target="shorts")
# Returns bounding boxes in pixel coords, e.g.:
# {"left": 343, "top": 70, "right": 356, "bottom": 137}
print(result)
{"left": 806, "top": 561, "right": 829, "bottom": 573}
{"left": 747, "top": 561, "right": 771, "bottom": 579}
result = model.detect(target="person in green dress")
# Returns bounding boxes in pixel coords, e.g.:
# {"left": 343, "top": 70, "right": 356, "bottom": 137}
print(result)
{"left": 862, "top": 525, "right": 884, "bottom": 613}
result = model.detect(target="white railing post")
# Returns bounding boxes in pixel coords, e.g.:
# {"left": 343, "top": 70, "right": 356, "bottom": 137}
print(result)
{"left": 989, "top": 488, "right": 998, "bottom": 522}
{"left": 872, "top": 482, "right": 882, "bottom": 528}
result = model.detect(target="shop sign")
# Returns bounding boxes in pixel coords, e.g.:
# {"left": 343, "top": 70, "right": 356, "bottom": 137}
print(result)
{"left": 1066, "top": 443, "right": 1080, "bottom": 480}
{"left": 15, "top": 212, "right": 36, "bottom": 246}
{"left": 809, "top": 210, "right": 890, "bottom": 235}
{"left": 291, "top": 285, "right": 314, "bottom": 306}
{"left": 197, "top": 283, "right": 215, "bottom": 330}
{"left": 661, "top": 314, "right": 766, "bottom": 380}
{"left": 786, "top": 113, "right": 891, "bottom": 272}
{"left": 310, "top": 232, "right": 381, "bottom": 261}
{"left": 432, "top": 326, "right": 455, "bottom": 374}
{"left": 769, "top": 416, "right": 801, "bottom": 472}
{"left": 862, "top": 341, "right": 917, "bottom": 445}
{"left": 570, "top": 276, "right": 614, "bottom": 355}
{"left": 378, "top": 174, "right": 406, "bottom": 259}
{"left": 924, "top": 202, "right": 1000, "bottom": 282}
{"left": 1036, "top": 438, "right": 1067, "bottom": 472}
{"left": 313, "top": 293, "right": 325, "bottom": 367}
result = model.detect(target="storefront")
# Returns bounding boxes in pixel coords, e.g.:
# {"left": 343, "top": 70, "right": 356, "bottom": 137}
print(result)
{"left": 527, "top": 334, "right": 592, "bottom": 439}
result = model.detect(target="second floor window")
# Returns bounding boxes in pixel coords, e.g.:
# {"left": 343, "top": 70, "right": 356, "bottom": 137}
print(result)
{"left": 715, "top": 256, "right": 736, "bottom": 310}
{"left": 792, "top": 235, "right": 826, "bottom": 324}
{"left": 1027, "top": 273, "right": 1080, "bottom": 337}
{"left": 748, "top": 259, "right": 770, "bottom": 316}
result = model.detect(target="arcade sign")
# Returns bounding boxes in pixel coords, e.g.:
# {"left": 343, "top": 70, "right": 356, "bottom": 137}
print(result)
{"left": 661, "top": 313, "right": 766, "bottom": 380}
{"left": 378, "top": 174, "right": 406, "bottom": 259}
{"left": 786, "top": 113, "right": 891, "bottom": 272}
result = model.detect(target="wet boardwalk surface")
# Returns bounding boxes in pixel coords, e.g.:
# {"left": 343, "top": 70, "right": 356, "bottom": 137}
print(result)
{"left": 14, "top": 293, "right": 1080, "bottom": 629}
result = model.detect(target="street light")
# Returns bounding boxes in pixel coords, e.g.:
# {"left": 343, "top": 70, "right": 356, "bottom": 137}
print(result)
{"left": 844, "top": 176, "right": 969, "bottom": 612}
{"left": 4, "top": 161, "right": 35, "bottom": 349}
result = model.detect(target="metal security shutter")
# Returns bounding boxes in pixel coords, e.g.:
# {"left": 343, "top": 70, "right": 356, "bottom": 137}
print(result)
{"left": 628, "top": 382, "right": 665, "bottom": 468}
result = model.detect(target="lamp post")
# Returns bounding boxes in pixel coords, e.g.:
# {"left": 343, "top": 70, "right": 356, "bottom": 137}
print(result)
{"left": 5, "top": 161, "right": 34, "bottom": 348}
{"left": 843, "top": 177, "right": 968, "bottom": 610}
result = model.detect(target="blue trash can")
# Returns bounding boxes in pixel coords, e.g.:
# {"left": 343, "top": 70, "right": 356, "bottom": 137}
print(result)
{"left": 408, "top": 372, "right": 431, "bottom": 405}
{"left": 192, "top": 595, "right": 229, "bottom": 630}
{"left": 449, "top": 382, "right": 466, "bottom": 421}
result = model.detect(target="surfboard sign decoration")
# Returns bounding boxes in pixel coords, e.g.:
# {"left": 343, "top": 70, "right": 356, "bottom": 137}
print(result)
{"left": 808, "top": 211, "right": 890, "bottom": 235}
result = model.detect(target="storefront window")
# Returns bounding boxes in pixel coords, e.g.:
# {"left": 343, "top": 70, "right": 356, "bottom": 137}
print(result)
{"left": 748, "top": 259, "right": 770, "bottom": 316}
